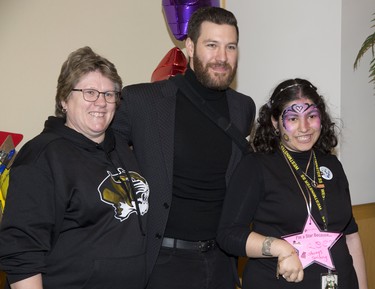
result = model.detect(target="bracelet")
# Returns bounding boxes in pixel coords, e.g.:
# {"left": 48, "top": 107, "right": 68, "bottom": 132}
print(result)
{"left": 261, "top": 236, "right": 275, "bottom": 256}
{"left": 276, "top": 250, "right": 297, "bottom": 279}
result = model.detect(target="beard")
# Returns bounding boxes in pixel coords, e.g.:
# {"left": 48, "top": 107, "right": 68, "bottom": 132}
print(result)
{"left": 192, "top": 54, "right": 237, "bottom": 90}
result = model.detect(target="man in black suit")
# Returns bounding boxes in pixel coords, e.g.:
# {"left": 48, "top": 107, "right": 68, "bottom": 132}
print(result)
{"left": 112, "top": 7, "right": 256, "bottom": 289}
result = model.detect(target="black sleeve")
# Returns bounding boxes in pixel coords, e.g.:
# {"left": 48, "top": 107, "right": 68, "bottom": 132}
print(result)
{"left": 246, "top": 96, "right": 256, "bottom": 137}
{"left": 217, "top": 154, "right": 264, "bottom": 257}
{"left": 0, "top": 164, "right": 57, "bottom": 283}
{"left": 111, "top": 85, "right": 133, "bottom": 145}
{"left": 334, "top": 156, "right": 358, "bottom": 235}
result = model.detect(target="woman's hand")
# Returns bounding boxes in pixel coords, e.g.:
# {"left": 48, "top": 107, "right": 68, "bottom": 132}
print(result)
{"left": 10, "top": 274, "right": 43, "bottom": 289}
{"left": 246, "top": 233, "right": 304, "bottom": 282}
{"left": 273, "top": 239, "right": 304, "bottom": 282}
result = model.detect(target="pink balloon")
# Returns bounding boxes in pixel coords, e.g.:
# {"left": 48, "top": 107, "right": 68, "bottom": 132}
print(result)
{"left": 162, "top": 0, "right": 220, "bottom": 41}
{"left": 151, "top": 47, "right": 187, "bottom": 82}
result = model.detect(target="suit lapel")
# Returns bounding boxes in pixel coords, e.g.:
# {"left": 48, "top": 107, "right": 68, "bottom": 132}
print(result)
{"left": 227, "top": 90, "right": 241, "bottom": 128}
{"left": 155, "top": 82, "right": 178, "bottom": 186}
{"left": 226, "top": 90, "right": 245, "bottom": 184}
{"left": 153, "top": 85, "right": 246, "bottom": 187}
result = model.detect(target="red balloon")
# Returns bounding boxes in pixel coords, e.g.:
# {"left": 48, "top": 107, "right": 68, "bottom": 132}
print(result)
{"left": 151, "top": 47, "right": 187, "bottom": 82}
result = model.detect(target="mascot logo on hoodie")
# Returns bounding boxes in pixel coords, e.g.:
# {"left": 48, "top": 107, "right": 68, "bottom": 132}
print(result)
{"left": 98, "top": 168, "right": 149, "bottom": 221}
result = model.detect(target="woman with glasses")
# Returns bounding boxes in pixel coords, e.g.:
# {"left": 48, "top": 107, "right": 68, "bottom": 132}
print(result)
{"left": 0, "top": 46, "right": 150, "bottom": 289}
{"left": 217, "top": 78, "right": 368, "bottom": 289}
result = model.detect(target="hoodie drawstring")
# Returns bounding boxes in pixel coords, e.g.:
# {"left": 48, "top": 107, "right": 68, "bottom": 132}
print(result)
{"left": 103, "top": 147, "right": 145, "bottom": 236}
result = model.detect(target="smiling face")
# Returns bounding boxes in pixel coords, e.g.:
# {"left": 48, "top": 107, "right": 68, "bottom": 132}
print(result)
{"left": 186, "top": 21, "right": 238, "bottom": 90}
{"left": 62, "top": 70, "right": 117, "bottom": 143}
{"left": 272, "top": 98, "right": 321, "bottom": 152}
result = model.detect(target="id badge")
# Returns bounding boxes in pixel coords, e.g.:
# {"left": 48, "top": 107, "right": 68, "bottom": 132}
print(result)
{"left": 321, "top": 272, "right": 338, "bottom": 289}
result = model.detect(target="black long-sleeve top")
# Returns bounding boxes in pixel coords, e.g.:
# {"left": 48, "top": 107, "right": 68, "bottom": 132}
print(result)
{"left": 217, "top": 149, "right": 359, "bottom": 289}
{"left": 0, "top": 117, "right": 149, "bottom": 289}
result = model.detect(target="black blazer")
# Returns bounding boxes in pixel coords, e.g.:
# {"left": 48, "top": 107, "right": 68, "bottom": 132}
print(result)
{"left": 112, "top": 78, "right": 256, "bottom": 276}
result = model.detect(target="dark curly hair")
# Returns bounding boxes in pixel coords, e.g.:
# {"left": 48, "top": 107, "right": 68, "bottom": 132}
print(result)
{"left": 253, "top": 78, "right": 338, "bottom": 154}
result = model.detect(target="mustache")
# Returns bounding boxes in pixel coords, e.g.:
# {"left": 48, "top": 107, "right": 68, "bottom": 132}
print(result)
{"left": 207, "top": 62, "right": 232, "bottom": 70}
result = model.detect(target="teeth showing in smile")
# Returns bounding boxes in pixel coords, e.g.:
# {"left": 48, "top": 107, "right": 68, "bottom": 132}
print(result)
{"left": 90, "top": 112, "right": 105, "bottom": 117}
{"left": 297, "top": 135, "right": 311, "bottom": 142}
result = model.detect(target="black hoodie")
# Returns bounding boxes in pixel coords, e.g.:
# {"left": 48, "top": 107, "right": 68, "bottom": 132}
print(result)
{"left": 0, "top": 116, "right": 149, "bottom": 289}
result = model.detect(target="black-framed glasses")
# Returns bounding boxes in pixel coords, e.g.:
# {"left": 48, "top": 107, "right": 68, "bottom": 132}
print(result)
{"left": 71, "top": 88, "right": 120, "bottom": 104}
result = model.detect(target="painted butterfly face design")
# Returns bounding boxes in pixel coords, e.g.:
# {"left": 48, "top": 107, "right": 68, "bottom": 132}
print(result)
{"left": 273, "top": 99, "right": 321, "bottom": 152}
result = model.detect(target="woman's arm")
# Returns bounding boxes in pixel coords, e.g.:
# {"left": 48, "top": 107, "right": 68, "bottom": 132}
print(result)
{"left": 0, "top": 165, "right": 55, "bottom": 285}
{"left": 346, "top": 232, "right": 368, "bottom": 289}
{"left": 10, "top": 274, "right": 43, "bottom": 289}
{"left": 246, "top": 231, "right": 304, "bottom": 282}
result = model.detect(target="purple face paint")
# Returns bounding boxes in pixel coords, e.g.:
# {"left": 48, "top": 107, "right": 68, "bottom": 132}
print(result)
{"left": 281, "top": 102, "right": 321, "bottom": 132}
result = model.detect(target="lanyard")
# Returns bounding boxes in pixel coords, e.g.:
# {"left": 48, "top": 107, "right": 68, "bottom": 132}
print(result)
{"left": 280, "top": 144, "right": 328, "bottom": 230}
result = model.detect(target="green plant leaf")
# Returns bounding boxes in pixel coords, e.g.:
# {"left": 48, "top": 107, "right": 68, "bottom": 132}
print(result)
{"left": 353, "top": 33, "right": 375, "bottom": 69}
{"left": 369, "top": 57, "right": 375, "bottom": 84}
{"left": 354, "top": 15, "right": 375, "bottom": 86}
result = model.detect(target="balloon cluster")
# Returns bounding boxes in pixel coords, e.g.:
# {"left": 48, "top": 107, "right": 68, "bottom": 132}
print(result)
{"left": 151, "top": 0, "right": 220, "bottom": 82}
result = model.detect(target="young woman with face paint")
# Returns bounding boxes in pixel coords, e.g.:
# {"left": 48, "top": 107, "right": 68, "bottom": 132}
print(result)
{"left": 274, "top": 100, "right": 321, "bottom": 152}
{"left": 217, "top": 79, "right": 368, "bottom": 289}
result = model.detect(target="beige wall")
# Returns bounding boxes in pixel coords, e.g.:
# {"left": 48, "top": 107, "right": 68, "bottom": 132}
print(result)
{"left": 227, "top": 0, "right": 375, "bottom": 205}
{"left": 1, "top": 0, "right": 374, "bottom": 205}
{"left": 0, "top": 0, "right": 177, "bottom": 146}
{"left": 341, "top": 0, "right": 375, "bottom": 205}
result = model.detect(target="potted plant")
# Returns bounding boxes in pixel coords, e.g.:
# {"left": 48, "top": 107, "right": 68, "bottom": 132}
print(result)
{"left": 354, "top": 13, "right": 375, "bottom": 87}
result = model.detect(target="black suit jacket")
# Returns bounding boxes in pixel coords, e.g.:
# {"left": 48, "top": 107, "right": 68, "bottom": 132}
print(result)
{"left": 112, "top": 78, "right": 256, "bottom": 276}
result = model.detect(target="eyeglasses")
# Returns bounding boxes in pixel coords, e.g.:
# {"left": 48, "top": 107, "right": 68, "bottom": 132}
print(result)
{"left": 71, "top": 88, "right": 120, "bottom": 104}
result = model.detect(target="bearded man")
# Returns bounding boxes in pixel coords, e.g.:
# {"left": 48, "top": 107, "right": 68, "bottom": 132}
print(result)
{"left": 112, "top": 7, "right": 256, "bottom": 289}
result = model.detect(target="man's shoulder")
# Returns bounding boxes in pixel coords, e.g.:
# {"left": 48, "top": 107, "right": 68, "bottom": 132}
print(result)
{"left": 227, "top": 88, "right": 255, "bottom": 107}
{"left": 123, "top": 79, "right": 176, "bottom": 94}
{"left": 227, "top": 87, "right": 251, "bottom": 99}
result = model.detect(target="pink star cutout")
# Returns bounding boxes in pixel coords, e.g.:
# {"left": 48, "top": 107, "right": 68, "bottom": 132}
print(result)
{"left": 282, "top": 215, "right": 342, "bottom": 270}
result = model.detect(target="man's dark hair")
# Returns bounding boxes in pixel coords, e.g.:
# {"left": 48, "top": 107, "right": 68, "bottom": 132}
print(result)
{"left": 187, "top": 7, "right": 239, "bottom": 44}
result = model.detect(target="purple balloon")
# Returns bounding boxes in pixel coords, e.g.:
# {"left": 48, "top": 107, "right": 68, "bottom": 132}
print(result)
{"left": 162, "top": 0, "right": 220, "bottom": 41}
